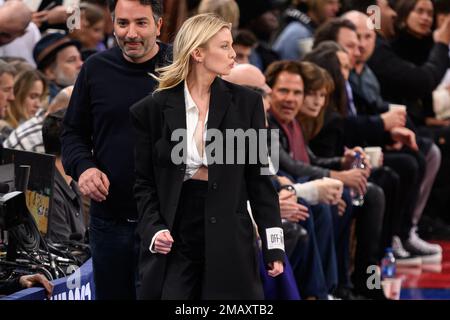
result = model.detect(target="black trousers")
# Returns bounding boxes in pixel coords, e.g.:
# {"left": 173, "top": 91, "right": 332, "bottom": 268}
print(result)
{"left": 383, "top": 151, "right": 422, "bottom": 240}
{"left": 161, "top": 179, "right": 208, "bottom": 300}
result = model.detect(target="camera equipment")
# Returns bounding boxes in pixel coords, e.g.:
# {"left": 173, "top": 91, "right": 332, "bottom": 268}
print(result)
{"left": 0, "top": 153, "right": 90, "bottom": 285}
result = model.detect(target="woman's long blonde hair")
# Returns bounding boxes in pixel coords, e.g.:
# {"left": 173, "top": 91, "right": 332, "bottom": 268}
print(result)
{"left": 154, "top": 13, "right": 231, "bottom": 92}
{"left": 6, "top": 70, "right": 48, "bottom": 128}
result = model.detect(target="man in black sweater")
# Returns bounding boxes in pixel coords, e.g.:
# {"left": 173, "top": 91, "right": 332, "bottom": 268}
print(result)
{"left": 61, "top": 0, "right": 171, "bottom": 300}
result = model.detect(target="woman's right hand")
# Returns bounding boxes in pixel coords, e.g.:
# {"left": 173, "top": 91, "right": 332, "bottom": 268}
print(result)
{"left": 154, "top": 231, "right": 174, "bottom": 254}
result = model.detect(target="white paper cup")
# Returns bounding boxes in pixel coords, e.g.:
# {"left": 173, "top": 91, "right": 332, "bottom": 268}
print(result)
{"left": 382, "top": 278, "right": 402, "bottom": 300}
{"left": 389, "top": 278, "right": 402, "bottom": 300}
{"left": 389, "top": 104, "right": 407, "bottom": 112}
{"left": 364, "top": 146, "right": 382, "bottom": 168}
{"left": 298, "top": 38, "right": 314, "bottom": 58}
{"left": 381, "top": 280, "right": 392, "bottom": 299}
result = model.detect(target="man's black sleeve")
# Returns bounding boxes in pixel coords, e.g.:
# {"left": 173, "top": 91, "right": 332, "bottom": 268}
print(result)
{"left": 61, "top": 65, "right": 96, "bottom": 181}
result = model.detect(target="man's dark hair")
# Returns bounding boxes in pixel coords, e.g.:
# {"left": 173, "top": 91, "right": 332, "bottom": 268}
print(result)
{"left": 313, "top": 18, "right": 357, "bottom": 49}
{"left": 42, "top": 109, "right": 67, "bottom": 156}
{"left": 435, "top": 0, "right": 450, "bottom": 15}
{"left": 233, "top": 29, "right": 257, "bottom": 47}
{"left": 108, "top": 0, "right": 163, "bottom": 19}
{"left": 265, "top": 60, "right": 304, "bottom": 89}
{"left": 83, "top": 0, "right": 108, "bottom": 8}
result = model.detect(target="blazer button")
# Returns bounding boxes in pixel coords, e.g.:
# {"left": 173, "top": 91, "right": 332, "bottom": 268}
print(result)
{"left": 209, "top": 217, "right": 217, "bottom": 224}
{"left": 212, "top": 182, "right": 218, "bottom": 190}
{"left": 179, "top": 166, "right": 185, "bottom": 172}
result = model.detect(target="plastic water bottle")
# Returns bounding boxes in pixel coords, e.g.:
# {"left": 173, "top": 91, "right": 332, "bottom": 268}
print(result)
{"left": 381, "top": 247, "right": 396, "bottom": 279}
{"left": 351, "top": 152, "right": 365, "bottom": 206}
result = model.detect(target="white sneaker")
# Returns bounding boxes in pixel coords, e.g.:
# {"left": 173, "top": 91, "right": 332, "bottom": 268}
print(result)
{"left": 392, "top": 236, "right": 422, "bottom": 266}
{"left": 403, "top": 228, "right": 442, "bottom": 264}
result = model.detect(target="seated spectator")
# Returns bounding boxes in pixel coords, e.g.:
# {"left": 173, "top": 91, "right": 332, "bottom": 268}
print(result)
{"left": 296, "top": 60, "right": 388, "bottom": 299}
{"left": 68, "top": 2, "right": 106, "bottom": 60}
{"left": 223, "top": 63, "right": 339, "bottom": 300}
{"left": 43, "top": 108, "right": 87, "bottom": 243}
{"left": 0, "top": 0, "right": 40, "bottom": 67}
{"left": 232, "top": 29, "right": 257, "bottom": 65}
{"left": 3, "top": 86, "right": 73, "bottom": 153}
{"left": 33, "top": 33, "right": 82, "bottom": 100}
{"left": 5, "top": 70, "right": 48, "bottom": 128}
{"left": 305, "top": 39, "right": 443, "bottom": 264}
{"left": 0, "top": 273, "right": 53, "bottom": 298}
{"left": 0, "top": 59, "right": 15, "bottom": 142}
{"left": 236, "top": 0, "right": 280, "bottom": 71}
{"left": 273, "top": 0, "right": 341, "bottom": 60}
{"left": 0, "top": 0, "right": 32, "bottom": 47}
{"left": 82, "top": 0, "right": 115, "bottom": 49}
{"left": 390, "top": 0, "right": 448, "bottom": 128}
{"left": 265, "top": 60, "right": 374, "bottom": 299}
{"left": 363, "top": 0, "right": 450, "bottom": 127}
{"left": 432, "top": 0, "right": 450, "bottom": 121}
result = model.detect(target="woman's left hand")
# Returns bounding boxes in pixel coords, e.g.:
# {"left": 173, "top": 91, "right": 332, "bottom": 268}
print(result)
{"left": 267, "top": 261, "right": 284, "bottom": 277}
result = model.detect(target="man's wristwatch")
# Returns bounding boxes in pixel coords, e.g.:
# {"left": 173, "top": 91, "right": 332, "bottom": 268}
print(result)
{"left": 280, "top": 184, "right": 296, "bottom": 195}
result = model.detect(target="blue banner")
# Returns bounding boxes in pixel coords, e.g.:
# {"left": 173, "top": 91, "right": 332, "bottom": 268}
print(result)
{"left": 2, "top": 258, "right": 95, "bottom": 300}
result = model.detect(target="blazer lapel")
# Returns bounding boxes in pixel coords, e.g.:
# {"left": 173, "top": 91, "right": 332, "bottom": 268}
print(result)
{"left": 207, "top": 77, "right": 231, "bottom": 135}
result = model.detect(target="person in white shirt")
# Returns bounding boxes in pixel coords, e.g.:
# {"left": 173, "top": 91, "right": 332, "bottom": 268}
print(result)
{"left": 130, "top": 13, "right": 285, "bottom": 300}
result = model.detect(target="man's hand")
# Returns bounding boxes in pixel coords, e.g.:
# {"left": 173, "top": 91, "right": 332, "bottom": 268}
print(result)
{"left": 19, "top": 274, "right": 53, "bottom": 299}
{"left": 434, "top": 15, "right": 450, "bottom": 45}
{"left": 153, "top": 231, "right": 174, "bottom": 255}
{"left": 337, "top": 198, "right": 347, "bottom": 216}
{"left": 341, "top": 146, "right": 371, "bottom": 172}
{"left": 330, "top": 169, "right": 369, "bottom": 195}
{"left": 390, "top": 127, "right": 418, "bottom": 151}
{"left": 311, "top": 178, "right": 344, "bottom": 205}
{"left": 425, "top": 117, "right": 450, "bottom": 127}
{"left": 381, "top": 108, "right": 407, "bottom": 131}
{"left": 78, "top": 168, "right": 110, "bottom": 202}
{"left": 267, "top": 261, "right": 284, "bottom": 277}
{"left": 32, "top": 6, "right": 69, "bottom": 27}
{"left": 279, "top": 191, "right": 309, "bottom": 222}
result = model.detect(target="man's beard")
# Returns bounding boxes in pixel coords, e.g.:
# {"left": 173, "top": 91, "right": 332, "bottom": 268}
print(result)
{"left": 55, "top": 69, "right": 78, "bottom": 87}
{"left": 120, "top": 40, "right": 149, "bottom": 59}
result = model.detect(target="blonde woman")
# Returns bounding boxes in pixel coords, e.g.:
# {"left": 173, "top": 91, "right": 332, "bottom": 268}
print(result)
{"left": 6, "top": 70, "right": 48, "bottom": 128}
{"left": 131, "top": 13, "right": 284, "bottom": 300}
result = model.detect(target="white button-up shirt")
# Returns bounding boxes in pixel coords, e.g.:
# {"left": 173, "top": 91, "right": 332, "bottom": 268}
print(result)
{"left": 183, "top": 81, "right": 209, "bottom": 181}
{"left": 149, "top": 82, "right": 210, "bottom": 253}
